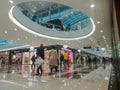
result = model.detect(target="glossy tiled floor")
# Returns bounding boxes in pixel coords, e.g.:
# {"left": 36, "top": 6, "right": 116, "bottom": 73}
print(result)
{"left": 0, "top": 64, "right": 112, "bottom": 90}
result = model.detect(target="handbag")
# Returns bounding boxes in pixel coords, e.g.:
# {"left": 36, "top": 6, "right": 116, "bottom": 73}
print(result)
{"left": 36, "top": 57, "right": 44, "bottom": 66}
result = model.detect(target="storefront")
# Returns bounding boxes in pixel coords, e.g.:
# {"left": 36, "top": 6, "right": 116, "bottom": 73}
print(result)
{"left": 0, "top": 51, "right": 9, "bottom": 65}
{"left": 9, "top": 48, "right": 30, "bottom": 65}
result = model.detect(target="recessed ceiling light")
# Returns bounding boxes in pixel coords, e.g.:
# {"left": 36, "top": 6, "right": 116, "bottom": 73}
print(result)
{"left": 90, "top": 4, "right": 95, "bottom": 8}
{"left": 100, "top": 30, "right": 103, "bottom": 33}
{"left": 101, "top": 48, "right": 106, "bottom": 51}
{"left": 97, "top": 21, "right": 100, "bottom": 24}
{"left": 9, "top": 0, "right": 14, "bottom": 4}
{"left": 5, "top": 31, "right": 8, "bottom": 34}
{"left": 14, "top": 28, "right": 17, "bottom": 31}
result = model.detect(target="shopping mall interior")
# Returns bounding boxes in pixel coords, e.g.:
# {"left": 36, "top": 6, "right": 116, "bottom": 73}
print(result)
{"left": 0, "top": 0, "right": 120, "bottom": 90}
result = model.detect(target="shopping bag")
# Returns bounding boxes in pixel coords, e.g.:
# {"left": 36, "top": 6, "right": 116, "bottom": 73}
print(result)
{"left": 36, "top": 57, "right": 44, "bottom": 66}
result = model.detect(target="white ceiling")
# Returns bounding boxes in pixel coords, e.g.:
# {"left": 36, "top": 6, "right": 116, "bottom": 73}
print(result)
{"left": 0, "top": 0, "right": 112, "bottom": 50}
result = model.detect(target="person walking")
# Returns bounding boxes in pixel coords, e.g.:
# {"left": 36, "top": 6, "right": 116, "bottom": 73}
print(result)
{"left": 63, "top": 50, "right": 69, "bottom": 70}
{"left": 36, "top": 44, "right": 44, "bottom": 76}
{"left": 31, "top": 54, "right": 36, "bottom": 69}
{"left": 60, "top": 52, "right": 64, "bottom": 71}
{"left": 102, "top": 57, "right": 106, "bottom": 69}
{"left": 48, "top": 49, "right": 59, "bottom": 74}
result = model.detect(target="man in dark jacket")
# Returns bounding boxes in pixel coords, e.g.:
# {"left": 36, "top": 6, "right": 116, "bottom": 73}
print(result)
{"left": 36, "top": 44, "right": 44, "bottom": 75}
{"left": 36, "top": 44, "right": 44, "bottom": 59}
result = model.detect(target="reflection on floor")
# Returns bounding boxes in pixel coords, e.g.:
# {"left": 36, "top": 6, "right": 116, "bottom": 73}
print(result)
{"left": 0, "top": 63, "right": 112, "bottom": 90}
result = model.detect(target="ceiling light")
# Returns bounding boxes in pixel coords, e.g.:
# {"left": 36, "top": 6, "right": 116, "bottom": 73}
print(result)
{"left": 97, "top": 21, "right": 100, "bottom": 24}
{"left": 104, "top": 77, "right": 109, "bottom": 80}
{"left": 90, "top": 4, "right": 95, "bottom": 8}
{"left": 14, "top": 28, "right": 17, "bottom": 31}
{"left": 5, "top": 31, "right": 8, "bottom": 34}
{"left": 101, "top": 48, "right": 106, "bottom": 51}
{"left": 100, "top": 30, "right": 103, "bottom": 33}
{"left": 9, "top": 0, "right": 14, "bottom": 4}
